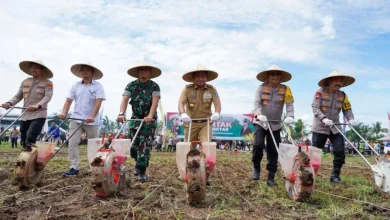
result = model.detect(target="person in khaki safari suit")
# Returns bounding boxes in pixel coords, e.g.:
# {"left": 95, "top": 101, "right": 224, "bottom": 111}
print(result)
{"left": 178, "top": 64, "right": 221, "bottom": 186}
{"left": 311, "top": 71, "right": 356, "bottom": 183}
{"left": 253, "top": 65, "right": 295, "bottom": 186}
{"left": 1, "top": 60, "right": 54, "bottom": 150}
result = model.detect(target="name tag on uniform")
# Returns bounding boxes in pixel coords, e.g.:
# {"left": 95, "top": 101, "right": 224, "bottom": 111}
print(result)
{"left": 203, "top": 93, "right": 212, "bottom": 99}
{"left": 190, "top": 91, "right": 196, "bottom": 99}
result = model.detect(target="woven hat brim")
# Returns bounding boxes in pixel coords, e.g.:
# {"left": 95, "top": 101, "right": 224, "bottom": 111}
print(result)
{"left": 19, "top": 61, "right": 53, "bottom": 79}
{"left": 256, "top": 69, "right": 292, "bottom": 82}
{"left": 318, "top": 75, "right": 355, "bottom": 87}
{"left": 71, "top": 64, "right": 103, "bottom": 80}
{"left": 127, "top": 65, "right": 161, "bottom": 79}
{"left": 182, "top": 70, "right": 218, "bottom": 82}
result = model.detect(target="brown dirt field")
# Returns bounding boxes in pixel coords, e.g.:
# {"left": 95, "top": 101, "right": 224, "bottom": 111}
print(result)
{"left": 0, "top": 151, "right": 389, "bottom": 219}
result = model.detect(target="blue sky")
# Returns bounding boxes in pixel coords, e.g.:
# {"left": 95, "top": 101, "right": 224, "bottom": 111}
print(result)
{"left": 0, "top": 0, "right": 389, "bottom": 130}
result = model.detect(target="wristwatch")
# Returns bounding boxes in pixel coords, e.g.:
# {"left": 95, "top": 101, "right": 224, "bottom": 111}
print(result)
{"left": 118, "top": 112, "right": 124, "bottom": 116}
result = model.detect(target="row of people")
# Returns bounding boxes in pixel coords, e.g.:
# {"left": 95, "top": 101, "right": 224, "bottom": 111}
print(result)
{"left": 1, "top": 60, "right": 356, "bottom": 185}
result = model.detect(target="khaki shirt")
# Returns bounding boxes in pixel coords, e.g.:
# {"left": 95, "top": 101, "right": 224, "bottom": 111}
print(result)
{"left": 8, "top": 77, "right": 53, "bottom": 121}
{"left": 311, "top": 87, "right": 354, "bottom": 135}
{"left": 253, "top": 83, "right": 294, "bottom": 131}
{"left": 179, "top": 84, "right": 220, "bottom": 119}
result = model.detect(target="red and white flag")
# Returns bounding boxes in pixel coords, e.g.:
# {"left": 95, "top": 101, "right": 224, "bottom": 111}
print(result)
{"left": 387, "top": 112, "right": 390, "bottom": 120}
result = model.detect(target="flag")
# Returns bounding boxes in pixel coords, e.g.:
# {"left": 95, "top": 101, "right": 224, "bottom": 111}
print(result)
{"left": 387, "top": 112, "right": 390, "bottom": 120}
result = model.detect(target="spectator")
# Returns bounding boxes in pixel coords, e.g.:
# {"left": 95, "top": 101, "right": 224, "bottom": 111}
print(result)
{"left": 374, "top": 142, "right": 380, "bottom": 154}
{"left": 48, "top": 122, "right": 60, "bottom": 145}
{"left": 156, "top": 135, "right": 162, "bottom": 151}
{"left": 10, "top": 127, "right": 19, "bottom": 148}
{"left": 60, "top": 132, "right": 66, "bottom": 145}
{"left": 167, "top": 136, "right": 173, "bottom": 152}
{"left": 4, "top": 130, "right": 10, "bottom": 142}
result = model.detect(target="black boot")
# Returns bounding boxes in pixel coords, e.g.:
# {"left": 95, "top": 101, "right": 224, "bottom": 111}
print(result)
{"left": 137, "top": 167, "right": 149, "bottom": 183}
{"left": 133, "top": 164, "right": 139, "bottom": 176}
{"left": 252, "top": 167, "right": 260, "bottom": 180}
{"left": 206, "top": 173, "right": 210, "bottom": 186}
{"left": 267, "top": 172, "right": 277, "bottom": 187}
{"left": 330, "top": 168, "right": 342, "bottom": 183}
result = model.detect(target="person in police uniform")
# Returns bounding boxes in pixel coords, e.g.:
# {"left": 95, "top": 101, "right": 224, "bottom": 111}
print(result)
{"left": 311, "top": 71, "right": 356, "bottom": 183}
{"left": 1, "top": 60, "right": 53, "bottom": 150}
{"left": 178, "top": 64, "right": 221, "bottom": 185}
{"left": 253, "top": 65, "right": 294, "bottom": 186}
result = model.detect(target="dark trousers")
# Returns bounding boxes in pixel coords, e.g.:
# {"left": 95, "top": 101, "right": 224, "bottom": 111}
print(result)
{"left": 312, "top": 131, "right": 345, "bottom": 169}
{"left": 11, "top": 138, "right": 18, "bottom": 148}
{"left": 20, "top": 118, "right": 46, "bottom": 148}
{"left": 252, "top": 125, "right": 281, "bottom": 173}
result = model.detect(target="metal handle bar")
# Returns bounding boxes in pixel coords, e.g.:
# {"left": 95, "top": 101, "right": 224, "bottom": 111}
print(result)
{"left": 128, "top": 120, "right": 145, "bottom": 150}
{"left": 0, "top": 108, "right": 29, "bottom": 136}
{"left": 51, "top": 120, "right": 87, "bottom": 158}
{"left": 0, "top": 106, "right": 26, "bottom": 121}
{"left": 334, "top": 123, "right": 380, "bottom": 156}
{"left": 103, "top": 119, "right": 145, "bottom": 151}
{"left": 332, "top": 125, "right": 374, "bottom": 167}
{"left": 44, "top": 117, "right": 85, "bottom": 142}
{"left": 66, "top": 117, "right": 87, "bottom": 121}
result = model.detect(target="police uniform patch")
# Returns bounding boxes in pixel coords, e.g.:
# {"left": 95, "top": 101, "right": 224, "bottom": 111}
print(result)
{"left": 203, "top": 92, "right": 212, "bottom": 99}
{"left": 47, "top": 84, "right": 53, "bottom": 90}
{"left": 315, "top": 92, "right": 322, "bottom": 99}
{"left": 342, "top": 95, "right": 352, "bottom": 110}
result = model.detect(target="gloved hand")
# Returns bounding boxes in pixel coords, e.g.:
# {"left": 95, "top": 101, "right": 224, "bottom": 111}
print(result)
{"left": 322, "top": 118, "right": 334, "bottom": 126}
{"left": 210, "top": 112, "right": 220, "bottom": 122}
{"left": 284, "top": 117, "right": 294, "bottom": 125}
{"left": 348, "top": 120, "right": 358, "bottom": 126}
{"left": 257, "top": 115, "right": 267, "bottom": 122}
{"left": 180, "top": 113, "right": 191, "bottom": 123}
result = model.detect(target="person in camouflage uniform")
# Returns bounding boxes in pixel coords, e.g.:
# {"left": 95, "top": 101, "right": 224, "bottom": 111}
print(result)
{"left": 117, "top": 61, "right": 161, "bottom": 183}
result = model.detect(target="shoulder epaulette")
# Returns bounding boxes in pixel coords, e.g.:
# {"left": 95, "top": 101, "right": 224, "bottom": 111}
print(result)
{"left": 186, "top": 84, "right": 195, "bottom": 88}
{"left": 206, "top": 83, "right": 215, "bottom": 89}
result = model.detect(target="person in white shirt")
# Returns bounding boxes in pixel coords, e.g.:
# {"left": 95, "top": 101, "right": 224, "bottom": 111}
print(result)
{"left": 168, "top": 136, "right": 173, "bottom": 152}
{"left": 59, "top": 63, "right": 106, "bottom": 176}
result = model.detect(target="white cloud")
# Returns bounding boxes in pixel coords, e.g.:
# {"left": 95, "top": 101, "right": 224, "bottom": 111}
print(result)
{"left": 321, "top": 16, "right": 336, "bottom": 39}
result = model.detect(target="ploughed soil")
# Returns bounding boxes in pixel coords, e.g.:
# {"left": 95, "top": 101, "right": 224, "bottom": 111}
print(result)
{"left": 0, "top": 150, "right": 389, "bottom": 220}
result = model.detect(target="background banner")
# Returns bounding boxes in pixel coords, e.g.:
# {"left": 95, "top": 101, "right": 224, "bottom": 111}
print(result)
{"left": 166, "top": 112, "right": 255, "bottom": 141}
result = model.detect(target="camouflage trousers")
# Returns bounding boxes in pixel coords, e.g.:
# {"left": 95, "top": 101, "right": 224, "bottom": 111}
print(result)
{"left": 129, "top": 122, "right": 156, "bottom": 168}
